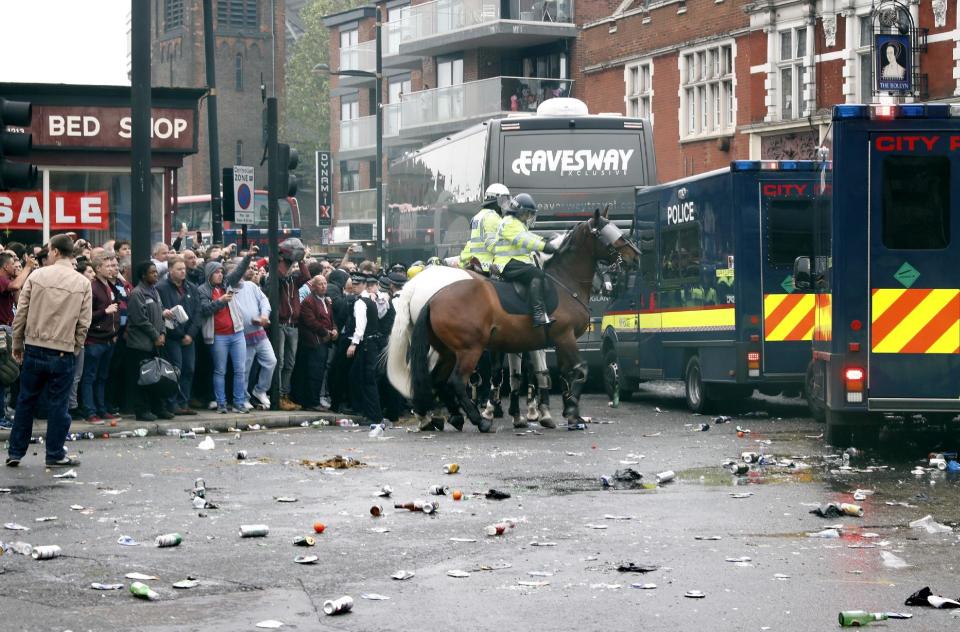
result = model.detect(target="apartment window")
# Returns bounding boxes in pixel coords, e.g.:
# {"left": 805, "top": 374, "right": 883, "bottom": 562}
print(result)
{"left": 625, "top": 61, "right": 652, "bottom": 119}
{"left": 778, "top": 27, "right": 808, "bottom": 120}
{"left": 164, "top": 0, "right": 184, "bottom": 32}
{"left": 386, "top": 4, "right": 410, "bottom": 55}
{"left": 235, "top": 140, "right": 243, "bottom": 166}
{"left": 217, "top": 0, "right": 258, "bottom": 29}
{"left": 388, "top": 76, "right": 412, "bottom": 104}
{"left": 680, "top": 42, "right": 734, "bottom": 138}
{"left": 857, "top": 15, "right": 873, "bottom": 102}
{"left": 234, "top": 53, "right": 243, "bottom": 91}
{"left": 340, "top": 160, "right": 361, "bottom": 192}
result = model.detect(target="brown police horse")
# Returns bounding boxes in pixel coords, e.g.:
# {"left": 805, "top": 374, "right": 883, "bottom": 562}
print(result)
{"left": 386, "top": 209, "right": 640, "bottom": 431}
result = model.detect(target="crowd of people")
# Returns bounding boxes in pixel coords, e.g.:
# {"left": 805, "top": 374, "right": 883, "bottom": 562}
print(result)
{"left": 2, "top": 232, "right": 417, "bottom": 468}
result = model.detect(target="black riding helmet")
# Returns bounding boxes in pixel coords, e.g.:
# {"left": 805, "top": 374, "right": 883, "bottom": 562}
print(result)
{"left": 506, "top": 193, "right": 537, "bottom": 216}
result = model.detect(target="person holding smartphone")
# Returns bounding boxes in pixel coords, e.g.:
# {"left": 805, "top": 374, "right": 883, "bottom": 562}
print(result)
{"left": 198, "top": 246, "right": 257, "bottom": 414}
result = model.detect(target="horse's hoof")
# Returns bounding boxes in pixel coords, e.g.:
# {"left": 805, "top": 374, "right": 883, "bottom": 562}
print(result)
{"left": 513, "top": 416, "right": 529, "bottom": 429}
{"left": 448, "top": 415, "right": 465, "bottom": 432}
{"left": 493, "top": 403, "right": 504, "bottom": 418}
{"left": 478, "top": 417, "right": 495, "bottom": 433}
{"left": 539, "top": 415, "right": 557, "bottom": 429}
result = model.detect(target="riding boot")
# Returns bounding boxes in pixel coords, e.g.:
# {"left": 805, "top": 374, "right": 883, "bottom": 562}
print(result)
{"left": 529, "top": 277, "right": 550, "bottom": 327}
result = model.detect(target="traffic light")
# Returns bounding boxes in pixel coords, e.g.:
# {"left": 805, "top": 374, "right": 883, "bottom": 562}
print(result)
{"left": 0, "top": 98, "right": 38, "bottom": 190}
{"left": 272, "top": 143, "right": 298, "bottom": 199}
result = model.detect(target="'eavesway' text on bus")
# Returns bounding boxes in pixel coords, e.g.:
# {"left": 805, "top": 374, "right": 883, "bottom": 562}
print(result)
{"left": 511, "top": 149, "right": 635, "bottom": 176}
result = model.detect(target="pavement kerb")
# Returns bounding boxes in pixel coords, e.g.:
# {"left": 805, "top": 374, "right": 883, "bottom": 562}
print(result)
{"left": 0, "top": 410, "right": 365, "bottom": 442}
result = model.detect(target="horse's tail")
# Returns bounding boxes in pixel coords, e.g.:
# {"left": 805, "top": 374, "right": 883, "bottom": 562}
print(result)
{"left": 386, "top": 282, "right": 416, "bottom": 398}
{"left": 409, "top": 303, "right": 434, "bottom": 416}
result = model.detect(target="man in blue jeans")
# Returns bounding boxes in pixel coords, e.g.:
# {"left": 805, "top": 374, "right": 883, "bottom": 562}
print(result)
{"left": 6, "top": 234, "right": 92, "bottom": 468}
{"left": 199, "top": 247, "right": 256, "bottom": 413}
{"left": 79, "top": 253, "right": 120, "bottom": 423}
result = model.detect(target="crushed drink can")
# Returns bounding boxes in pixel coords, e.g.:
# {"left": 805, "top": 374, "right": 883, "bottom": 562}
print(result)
{"left": 370, "top": 504, "right": 383, "bottom": 517}
{"left": 655, "top": 470, "right": 675, "bottom": 484}
{"left": 567, "top": 423, "right": 586, "bottom": 431}
{"left": 323, "top": 595, "right": 354, "bottom": 615}
{"left": 31, "top": 545, "right": 61, "bottom": 560}
{"left": 378, "top": 485, "right": 393, "bottom": 497}
{"left": 191, "top": 427, "right": 206, "bottom": 434}
{"left": 165, "top": 428, "right": 181, "bottom": 436}
{"left": 293, "top": 536, "right": 316, "bottom": 547}
{"left": 236, "top": 450, "right": 248, "bottom": 460}
{"left": 443, "top": 463, "right": 459, "bottom": 474}
{"left": 727, "top": 463, "right": 749, "bottom": 475}
{"left": 429, "top": 485, "right": 448, "bottom": 496}
{"left": 155, "top": 533, "right": 182, "bottom": 548}
{"left": 930, "top": 457, "right": 947, "bottom": 470}
{"left": 239, "top": 524, "right": 269, "bottom": 538}
{"left": 417, "top": 500, "right": 437, "bottom": 514}
{"left": 741, "top": 452, "right": 760, "bottom": 463}
{"left": 839, "top": 503, "right": 864, "bottom": 517}
{"left": 486, "top": 522, "right": 511, "bottom": 536}
{"left": 600, "top": 475, "right": 613, "bottom": 488}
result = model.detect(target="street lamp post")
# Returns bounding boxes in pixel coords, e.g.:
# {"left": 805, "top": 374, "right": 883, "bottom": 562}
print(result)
{"left": 313, "top": 5, "right": 384, "bottom": 264}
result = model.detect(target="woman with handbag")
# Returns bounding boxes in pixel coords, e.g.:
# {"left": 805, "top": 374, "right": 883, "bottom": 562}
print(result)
{"left": 125, "top": 261, "right": 175, "bottom": 421}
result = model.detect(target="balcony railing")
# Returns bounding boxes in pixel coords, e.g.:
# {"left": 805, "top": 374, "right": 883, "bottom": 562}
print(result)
{"left": 338, "top": 188, "right": 377, "bottom": 222}
{"left": 399, "top": 76, "right": 573, "bottom": 129}
{"left": 391, "top": 0, "right": 573, "bottom": 45}
{"left": 339, "top": 39, "right": 376, "bottom": 74}
{"left": 339, "top": 115, "right": 376, "bottom": 152}
{"left": 384, "top": 102, "right": 401, "bottom": 137}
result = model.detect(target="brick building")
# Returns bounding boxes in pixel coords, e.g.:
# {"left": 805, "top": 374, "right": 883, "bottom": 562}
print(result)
{"left": 578, "top": 0, "right": 960, "bottom": 182}
{"left": 323, "top": 0, "right": 576, "bottom": 249}
{"left": 151, "top": 0, "right": 286, "bottom": 197}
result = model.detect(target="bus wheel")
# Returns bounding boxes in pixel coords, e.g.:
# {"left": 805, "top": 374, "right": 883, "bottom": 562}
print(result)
{"left": 805, "top": 362, "right": 826, "bottom": 423}
{"left": 603, "top": 349, "right": 631, "bottom": 404}
{"left": 684, "top": 356, "right": 714, "bottom": 414}
{"left": 825, "top": 409, "right": 854, "bottom": 447}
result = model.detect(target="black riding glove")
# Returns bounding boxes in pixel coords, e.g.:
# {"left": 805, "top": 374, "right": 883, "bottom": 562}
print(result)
{"left": 542, "top": 242, "right": 558, "bottom": 255}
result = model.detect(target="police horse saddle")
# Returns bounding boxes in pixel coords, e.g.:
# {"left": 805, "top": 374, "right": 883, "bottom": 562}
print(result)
{"left": 489, "top": 277, "right": 560, "bottom": 317}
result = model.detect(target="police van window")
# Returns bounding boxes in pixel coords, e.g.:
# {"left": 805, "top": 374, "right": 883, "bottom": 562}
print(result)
{"left": 882, "top": 156, "right": 950, "bottom": 250}
{"left": 660, "top": 224, "right": 701, "bottom": 285}
{"left": 766, "top": 200, "right": 815, "bottom": 266}
{"left": 637, "top": 228, "right": 657, "bottom": 282}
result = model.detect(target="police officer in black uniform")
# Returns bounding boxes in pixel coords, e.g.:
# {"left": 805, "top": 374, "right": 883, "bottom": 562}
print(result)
{"left": 346, "top": 272, "right": 382, "bottom": 426}
{"left": 378, "top": 271, "right": 407, "bottom": 423}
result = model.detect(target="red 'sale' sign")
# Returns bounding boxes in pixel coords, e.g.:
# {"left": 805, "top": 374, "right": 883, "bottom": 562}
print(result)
{"left": 0, "top": 191, "right": 110, "bottom": 231}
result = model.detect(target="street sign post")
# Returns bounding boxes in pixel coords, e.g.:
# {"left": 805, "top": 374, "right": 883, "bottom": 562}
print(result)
{"left": 233, "top": 165, "right": 255, "bottom": 225}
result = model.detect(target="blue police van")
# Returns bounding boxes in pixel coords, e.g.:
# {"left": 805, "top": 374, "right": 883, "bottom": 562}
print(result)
{"left": 602, "top": 160, "right": 829, "bottom": 413}
{"left": 798, "top": 103, "right": 960, "bottom": 444}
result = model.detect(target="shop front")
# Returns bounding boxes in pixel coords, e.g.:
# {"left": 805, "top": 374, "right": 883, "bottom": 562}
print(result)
{"left": 0, "top": 82, "right": 204, "bottom": 247}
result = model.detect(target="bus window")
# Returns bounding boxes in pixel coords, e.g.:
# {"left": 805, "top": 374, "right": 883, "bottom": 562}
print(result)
{"left": 660, "top": 224, "right": 701, "bottom": 286}
{"left": 882, "top": 155, "right": 950, "bottom": 250}
{"left": 766, "top": 199, "right": 815, "bottom": 267}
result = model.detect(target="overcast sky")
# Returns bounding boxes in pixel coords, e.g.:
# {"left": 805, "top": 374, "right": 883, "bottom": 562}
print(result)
{"left": 0, "top": 0, "right": 130, "bottom": 86}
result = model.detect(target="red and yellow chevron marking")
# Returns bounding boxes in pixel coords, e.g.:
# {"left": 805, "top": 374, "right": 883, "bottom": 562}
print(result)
{"left": 814, "top": 294, "right": 832, "bottom": 342}
{"left": 764, "top": 293, "right": 815, "bottom": 341}
{"left": 871, "top": 288, "right": 960, "bottom": 354}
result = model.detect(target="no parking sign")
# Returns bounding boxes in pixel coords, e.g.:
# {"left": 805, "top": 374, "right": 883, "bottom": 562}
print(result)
{"left": 233, "top": 165, "right": 255, "bottom": 224}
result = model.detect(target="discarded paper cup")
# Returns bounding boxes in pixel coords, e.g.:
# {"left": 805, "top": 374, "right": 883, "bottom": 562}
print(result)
{"left": 323, "top": 595, "right": 354, "bottom": 615}
{"left": 443, "top": 463, "right": 459, "bottom": 474}
{"left": 239, "top": 524, "right": 269, "bottom": 538}
{"left": 31, "top": 545, "right": 61, "bottom": 560}
{"left": 155, "top": 533, "right": 182, "bottom": 548}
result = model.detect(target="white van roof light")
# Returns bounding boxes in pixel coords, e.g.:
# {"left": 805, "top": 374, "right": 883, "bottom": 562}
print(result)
{"left": 536, "top": 98, "right": 589, "bottom": 117}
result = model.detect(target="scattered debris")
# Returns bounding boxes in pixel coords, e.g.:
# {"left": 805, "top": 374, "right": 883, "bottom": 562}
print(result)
{"left": 117, "top": 536, "right": 139, "bottom": 546}
{"left": 239, "top": 525, "right": 270, "bottom": 538}
{"left": 905, "top": 586, "right": 960, "bottom": 609}
{"left": 129, "top": 581, "right": 159, "bottom": 600}
{"left": 91, "top": 583, "right": 124, "bottom": 590}
{"left": 810, "top": 503, "right": 863, "bottom": 518}
{"left": 4, "top": 523, "right": 29, "bottom": 531}
{"left": 881, "top": 551, "right": 910, "bottom": 569}
{"left": 172, "top": 579, "right": 199, "bottom": 589}
{"left": 255, "top": 620, "right": 285, "bottom": 629}
{"left": 125, "top": 573, "right": 159, "bottom": 580}
{"left": 909, "top": 515, "right": 952, "bottom": 534}
{"left": 323, "top": 596, "right": 354, "bottom": 615}
{"left": 52, "top": 469, "right": 78, "bottom": 479}
{"left": 485, "top": 489, "right": 511, "bottom": 500}
{"left": 361, "top": 593, "right": 390, "bottom": 600}
{"left": 197, "top": 436, "right": 215, "bottom": 450}
{"left": 294, "top": 555, "right": 318, "bottom": 564}
{"left": 447, "top": 570, "right": 470, "bottom": 578}
{"left": 685, "top": 590, "right": 706, "bottom": 599}
{"left": 392, "top": 570, "right": 415, "bottom": 580}
{"left": 617, "top": 563, "right": 658, "bottom": 573}
{"left": 301, "top": 456, "right": 365, "bottom": 470}
{"left": 632, "top": 583, "right": 657, "bottom": 589}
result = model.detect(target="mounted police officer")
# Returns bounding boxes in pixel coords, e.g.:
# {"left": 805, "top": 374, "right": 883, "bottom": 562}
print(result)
{"left": 492, "top": 193, "right": 557, "bottom": 327}
{"left": 460, "top": 183, "right": 511, "bottom": 274}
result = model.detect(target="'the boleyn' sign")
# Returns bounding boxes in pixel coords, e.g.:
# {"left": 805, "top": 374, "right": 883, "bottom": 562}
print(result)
{"left": 876, "top": 34, "right": 912, "bottom": 93}
{"left": 316, "top": 150, "right": 332, "bottom": 227}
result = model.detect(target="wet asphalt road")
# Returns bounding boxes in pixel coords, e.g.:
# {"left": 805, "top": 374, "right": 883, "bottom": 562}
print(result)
{"left": 3, "top": 385, "right": 960, "bottom": 632}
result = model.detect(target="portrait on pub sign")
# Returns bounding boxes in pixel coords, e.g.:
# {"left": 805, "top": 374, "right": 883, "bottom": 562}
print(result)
{"left": 876, "top": 34, "right": 911, "bottom": 92}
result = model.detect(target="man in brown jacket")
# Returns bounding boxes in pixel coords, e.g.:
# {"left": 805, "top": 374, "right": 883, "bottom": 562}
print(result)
{"left": 297, "top": 275, "right": 336, "bottom": 410}
{"left": 6, "top": 234, "right": 92, "bottom": 468}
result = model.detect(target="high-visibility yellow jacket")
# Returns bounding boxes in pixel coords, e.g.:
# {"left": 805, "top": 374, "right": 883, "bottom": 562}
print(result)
{"left": 459, "top": 207, "right": 500, "bottom": 270}
{"left": 492, "top": 215, "right": 546, "bottom": 267}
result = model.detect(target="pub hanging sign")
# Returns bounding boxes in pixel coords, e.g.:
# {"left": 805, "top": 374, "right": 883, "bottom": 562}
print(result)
{"left": 876, "top": 33, "right": 912, "bottom": 93}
